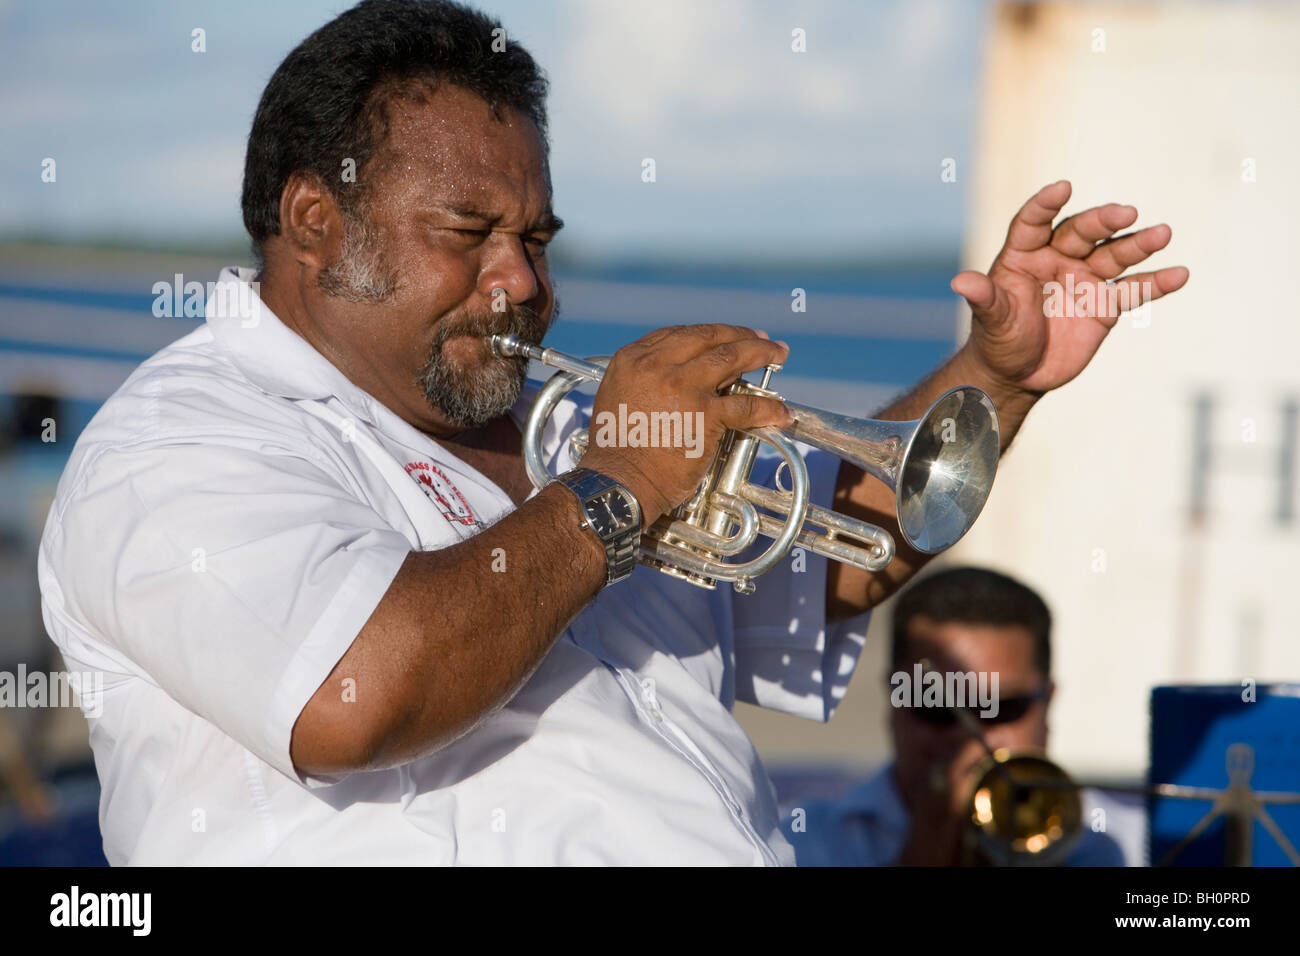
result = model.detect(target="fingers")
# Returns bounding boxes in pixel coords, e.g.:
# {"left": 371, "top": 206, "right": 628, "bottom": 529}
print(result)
{"left": 640, "top": 324, "right": 793, "bottom": 426}
{"left": 1003, "top": 180, "right": 1072, "bottom": 252}
{"left": 1085, "top": 223, "right": 1172, "bottom": 280}
{"left": 1049, "top": 203, "right": 1138, "bottom": 258}
{"left": 951, "top": 270, "right": 1014, "bottom": 332}
{"left": 678, "top": 335, "right": 789, "bottom": 391}
{"left": 950, "top": 270, "right": 997, "bottom": 312}
{"left": 626, "top": 323, "right": 788, "bottom": 391}
{"left": 585, "top": 324, "right": 793, "bottom": 524}
{"left": 715, "top": 391, "right": 795, "bottom": 432}
{"left": 632, "top": 323, "right": 767, "bottom": 364}
{"left": 1107, "top": 266, "right": 1190, "bottom": 308}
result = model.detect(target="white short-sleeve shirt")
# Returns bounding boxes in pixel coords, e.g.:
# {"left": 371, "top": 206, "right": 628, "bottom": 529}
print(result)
{"left": 38, "top": 266, "right": 872, "bottom": 865}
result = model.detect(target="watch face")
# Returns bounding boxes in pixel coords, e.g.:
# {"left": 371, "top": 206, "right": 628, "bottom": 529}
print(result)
{"left": 587, "top": 490, "right": 636, "bottom": 536}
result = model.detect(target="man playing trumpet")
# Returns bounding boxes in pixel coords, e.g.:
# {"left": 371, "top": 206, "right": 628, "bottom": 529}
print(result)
{"left": 38, "top": 0, "right": 1187, "bottom": 865}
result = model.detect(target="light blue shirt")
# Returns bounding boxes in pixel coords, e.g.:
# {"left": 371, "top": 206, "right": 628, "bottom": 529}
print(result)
{"left": 783, "top": 763, "right": 1143, "bottom": 866}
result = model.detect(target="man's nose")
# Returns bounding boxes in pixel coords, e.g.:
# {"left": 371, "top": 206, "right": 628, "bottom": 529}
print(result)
{"left": 479, "top": 236, "right": 540, "bottom": 307}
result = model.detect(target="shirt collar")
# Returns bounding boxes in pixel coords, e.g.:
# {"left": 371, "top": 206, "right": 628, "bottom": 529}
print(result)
{"left": 207, "top": 266, "right": 378, "bottom": 411}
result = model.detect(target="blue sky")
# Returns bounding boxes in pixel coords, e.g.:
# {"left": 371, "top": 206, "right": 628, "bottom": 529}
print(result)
{"left": 0, "top": 0, "right": 988, "bottom": 263}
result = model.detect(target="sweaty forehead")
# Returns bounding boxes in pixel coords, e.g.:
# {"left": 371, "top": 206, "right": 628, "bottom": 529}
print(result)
{"left": 366, "top": 81, "right": 549, "bottom": 211}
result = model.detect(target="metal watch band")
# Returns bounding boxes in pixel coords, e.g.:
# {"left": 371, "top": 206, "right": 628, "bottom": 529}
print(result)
{"left": 553, "top": 467, "right": 642, "bottom": 586}
{"left": 605, "top": 531, "right": 639, "bottom": 585}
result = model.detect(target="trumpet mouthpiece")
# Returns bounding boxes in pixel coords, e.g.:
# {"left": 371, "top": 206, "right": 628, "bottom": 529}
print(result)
{"left": 488, "top": 333, "right": 521, "bottom": 358}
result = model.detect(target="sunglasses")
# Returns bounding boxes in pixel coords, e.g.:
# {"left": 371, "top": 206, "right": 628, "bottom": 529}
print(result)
{"left": 904, "top": 688, "right": 1049, "bottom": 727}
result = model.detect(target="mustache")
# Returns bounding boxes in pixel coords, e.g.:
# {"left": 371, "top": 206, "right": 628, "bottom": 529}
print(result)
{"left": 433, "top": 302, "right": 549, "bottom": 348}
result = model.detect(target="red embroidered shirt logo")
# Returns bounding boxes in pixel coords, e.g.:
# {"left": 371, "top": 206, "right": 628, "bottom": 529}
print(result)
{"left": 404, "top": 461, "right": 479, "bottom": 526}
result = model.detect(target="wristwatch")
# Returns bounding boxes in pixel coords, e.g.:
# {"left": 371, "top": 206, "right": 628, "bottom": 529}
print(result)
{"left": 553, "top": 468, "right": 643, "bottom": 586}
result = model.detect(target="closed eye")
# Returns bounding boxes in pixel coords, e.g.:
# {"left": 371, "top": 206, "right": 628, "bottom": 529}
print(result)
{"left": 447, "top": 227, "right": 550, "bottom": 256}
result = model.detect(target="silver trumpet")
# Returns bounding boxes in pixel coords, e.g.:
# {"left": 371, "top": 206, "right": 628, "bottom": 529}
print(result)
{"left": 491, "top": 333, "right": 1001, "bottom": 594}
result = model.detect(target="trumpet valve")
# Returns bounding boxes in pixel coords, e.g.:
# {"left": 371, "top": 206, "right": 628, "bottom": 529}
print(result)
{"left": 682, "top": 476, "right": 710, "bottom": 515}
{"left": 727, "top": 367, "right": 783, "bottom": 401}
{"left": 567, "top": 428, "right": 590, "bottom": 463}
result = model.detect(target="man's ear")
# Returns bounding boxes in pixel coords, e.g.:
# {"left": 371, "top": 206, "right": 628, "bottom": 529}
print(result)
{"left": 277, "top": 171, "right": 341, "bottom": 270}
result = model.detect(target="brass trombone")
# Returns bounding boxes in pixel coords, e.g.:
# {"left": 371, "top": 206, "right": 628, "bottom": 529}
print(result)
{"left": 917, "top": 663, "right": 1085, "bottom": 866}
{"left": 491, "top": 333, "right": 1001, "bottom": 594}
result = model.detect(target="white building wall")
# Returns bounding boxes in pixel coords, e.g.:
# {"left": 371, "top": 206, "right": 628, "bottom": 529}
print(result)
{"left": 948, "top": 1, "right": 1300, "bottom": 776}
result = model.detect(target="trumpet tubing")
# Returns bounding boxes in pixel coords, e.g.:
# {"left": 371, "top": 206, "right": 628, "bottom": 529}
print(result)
{"left": 490, "top": 333, "right": 1000, "bottom": 593}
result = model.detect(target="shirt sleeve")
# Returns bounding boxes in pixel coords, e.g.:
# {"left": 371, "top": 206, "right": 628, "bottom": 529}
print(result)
{"left": 40, "top": 439, "right": 413, "bottom": 788}
{"left": 728, "top": 445, "right": 873, "bottom": 722}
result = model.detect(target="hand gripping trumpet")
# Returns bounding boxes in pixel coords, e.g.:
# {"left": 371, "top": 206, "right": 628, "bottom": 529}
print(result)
{"left": 491, "top": 334, "right": 1001, "bottom": 594}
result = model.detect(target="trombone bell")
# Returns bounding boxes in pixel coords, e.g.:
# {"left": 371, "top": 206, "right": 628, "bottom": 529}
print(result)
{"left": 964, "top": 748, "right": 1084, "bottom": 866}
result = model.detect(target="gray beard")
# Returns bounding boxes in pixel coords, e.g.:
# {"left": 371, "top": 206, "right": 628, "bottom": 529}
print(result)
{"left": 416, "top": 302, "right": 551, "bottom": 430}
{"left": 417, "top": 332, "right": 528, "bottom": 429}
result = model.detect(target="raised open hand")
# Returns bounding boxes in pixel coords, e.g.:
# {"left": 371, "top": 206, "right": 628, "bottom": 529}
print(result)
{"left": 951, "top": 180, "right": 1189, "bottom": 396}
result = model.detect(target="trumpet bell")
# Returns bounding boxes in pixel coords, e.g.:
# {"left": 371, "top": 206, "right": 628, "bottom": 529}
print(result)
{"left": 785, "top": 385, "right": 1000, "bottom": 553}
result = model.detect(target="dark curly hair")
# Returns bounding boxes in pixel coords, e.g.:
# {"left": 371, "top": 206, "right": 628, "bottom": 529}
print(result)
{"left": 240, "top": 0, "right": 549, "bottom": 262}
